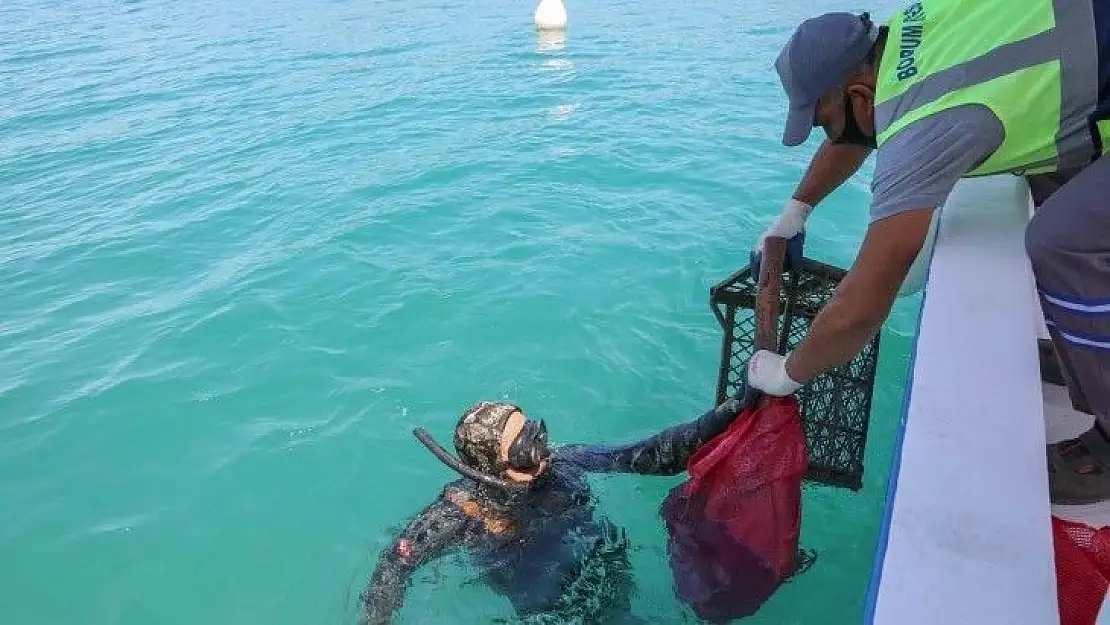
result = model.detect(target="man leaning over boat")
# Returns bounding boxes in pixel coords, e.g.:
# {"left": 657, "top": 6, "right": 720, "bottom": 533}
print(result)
{"left": 747, "top": 3, "right": 1110, "bottom": 505}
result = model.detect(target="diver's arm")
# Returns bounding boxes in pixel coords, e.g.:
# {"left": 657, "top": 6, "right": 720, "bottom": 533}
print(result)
{"left": 360, "top": 496, "right": 468, "bottom": 625}
{"left": 556, "top": 395, "right": 747, "bottom": 476}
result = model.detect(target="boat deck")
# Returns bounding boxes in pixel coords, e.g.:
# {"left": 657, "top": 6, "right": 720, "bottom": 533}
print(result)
{"left": 865, "top": 175, "right": 1079, "bottom": 625}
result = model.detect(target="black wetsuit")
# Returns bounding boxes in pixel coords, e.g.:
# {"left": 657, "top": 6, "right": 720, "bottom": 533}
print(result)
{"left": 360, "top": 396, "right": 745, "bottom": 625}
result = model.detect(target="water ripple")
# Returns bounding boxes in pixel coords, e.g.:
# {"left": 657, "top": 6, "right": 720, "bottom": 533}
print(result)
{"left": 0, "top": 0, "right": 907, "bottom": 623}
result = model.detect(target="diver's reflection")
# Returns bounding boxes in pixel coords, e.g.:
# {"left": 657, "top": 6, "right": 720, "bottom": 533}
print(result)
{"left": 536, "top": 29, "right": 566, "bottom": 53}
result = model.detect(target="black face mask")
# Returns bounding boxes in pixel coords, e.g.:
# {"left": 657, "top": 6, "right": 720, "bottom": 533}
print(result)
{"left": 506, "top": 419, "right": 550, "bottom": 471}
{"left": 831, "top": 92, "right": 876, "bottom": 149}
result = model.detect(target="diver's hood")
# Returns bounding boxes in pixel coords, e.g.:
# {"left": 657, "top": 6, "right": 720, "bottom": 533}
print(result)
{"left": 413, "top": 427, "right": 530, "bottom": 493}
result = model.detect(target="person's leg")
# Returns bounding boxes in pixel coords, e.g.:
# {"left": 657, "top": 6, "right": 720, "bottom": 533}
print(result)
{"left": 1026, "top": 158, "right": 1110, "bottom": 505}
{"left": 1027, "top": 168, "right": 1095, "bottom": 414}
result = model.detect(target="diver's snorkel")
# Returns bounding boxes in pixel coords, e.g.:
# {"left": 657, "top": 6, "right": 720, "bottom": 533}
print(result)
{"left": 413, "top": 427, "right": 529, "bottom": 493}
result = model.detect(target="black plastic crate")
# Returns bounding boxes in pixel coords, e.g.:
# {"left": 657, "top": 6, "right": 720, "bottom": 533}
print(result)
{"left": 709, "top": 256, "right": 879, "bottom": 491}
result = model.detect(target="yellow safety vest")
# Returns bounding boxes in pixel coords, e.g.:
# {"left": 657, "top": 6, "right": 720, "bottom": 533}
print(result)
{"left": 875, "top": 0, "right": 1107, "bottom": 176}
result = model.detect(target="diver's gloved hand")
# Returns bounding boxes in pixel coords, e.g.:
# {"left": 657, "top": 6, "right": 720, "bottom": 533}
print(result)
{"left": 750, "top": 198, "right": 810, "bottom": 275}
{"left": 738, "top": 384, "right": 763, "bottom": 411}
{"left": 746, "top": 350, "right": 802, "bottom": 397}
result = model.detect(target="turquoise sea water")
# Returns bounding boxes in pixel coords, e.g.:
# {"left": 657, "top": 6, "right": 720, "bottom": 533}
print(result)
{"left": 0, "top": 0, "right": 917, "bottom": 623}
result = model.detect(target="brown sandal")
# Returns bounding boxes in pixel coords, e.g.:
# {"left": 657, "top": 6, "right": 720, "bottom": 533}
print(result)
{"left": 1048, "top": 426, "right": 1110, "bottom": 505}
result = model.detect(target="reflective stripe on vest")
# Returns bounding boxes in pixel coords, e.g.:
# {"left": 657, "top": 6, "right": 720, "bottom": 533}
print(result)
{"left": 874, "top": 0, "right": 1104, "bottom": 176}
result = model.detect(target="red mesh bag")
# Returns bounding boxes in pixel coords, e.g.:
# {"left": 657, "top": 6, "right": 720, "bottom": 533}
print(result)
{"left": 1053, "top": 515, "right": 1110, "bottom": 625}
{"left": 660, "top": 395, "right": 809, "bottom": 622}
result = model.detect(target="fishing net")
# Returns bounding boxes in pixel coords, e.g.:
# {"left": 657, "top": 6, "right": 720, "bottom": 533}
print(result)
{"left": 511, "top": 522, "right": 636, "bottom": 625}
{"left": 1053, "top": 515, "right": 1110, "bottom": 625}
{"left": 660, "top": 394, "right": 809, "bottom": 622}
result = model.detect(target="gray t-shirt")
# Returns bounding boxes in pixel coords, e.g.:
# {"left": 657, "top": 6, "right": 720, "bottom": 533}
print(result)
{"left": 869, "top": 104, "right": 1005, "bottom": 222}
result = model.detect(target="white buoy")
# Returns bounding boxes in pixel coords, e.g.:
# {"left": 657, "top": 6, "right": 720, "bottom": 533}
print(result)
{"left": 534, "top": 0, "right": 567, "bottom": 30}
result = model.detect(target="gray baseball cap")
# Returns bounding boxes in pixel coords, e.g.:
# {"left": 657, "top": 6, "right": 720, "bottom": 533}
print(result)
{"left": 776, "top": 12, "right": 880, "bottom": 147}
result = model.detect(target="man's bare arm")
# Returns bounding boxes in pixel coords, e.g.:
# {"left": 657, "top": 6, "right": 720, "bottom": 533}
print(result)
{"left": 792, "top": 139, "right": 872, "bottom": 207}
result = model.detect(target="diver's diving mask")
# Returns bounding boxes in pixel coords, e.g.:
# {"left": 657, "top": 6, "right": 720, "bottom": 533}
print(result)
{"left": 506, "top": 419, "right": 550, "bottom": 471}
{"left": 413, "top": 417, "right": 551, "bottom": 492}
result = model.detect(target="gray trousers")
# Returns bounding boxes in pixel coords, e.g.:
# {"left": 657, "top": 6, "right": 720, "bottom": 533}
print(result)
{"left": 1026, "top": 157, "right": 1110, "bottom": 430}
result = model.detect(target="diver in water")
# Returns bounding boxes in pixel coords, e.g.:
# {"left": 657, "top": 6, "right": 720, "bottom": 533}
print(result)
{"left": 359, "top": 395, "right": 751, "bottom": 624}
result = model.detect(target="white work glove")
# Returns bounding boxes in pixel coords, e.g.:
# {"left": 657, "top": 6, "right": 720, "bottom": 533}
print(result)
{"left": 747, "top": 350, "right": 802, "bottom": 397}
{"left": 756, "top": 198, "right": 812, "bottom": 252}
